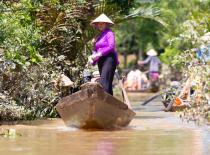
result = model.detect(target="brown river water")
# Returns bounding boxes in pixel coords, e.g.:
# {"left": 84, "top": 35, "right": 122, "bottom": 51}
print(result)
{"left": 0, "top": 93, "right": 210, "bottom": 155}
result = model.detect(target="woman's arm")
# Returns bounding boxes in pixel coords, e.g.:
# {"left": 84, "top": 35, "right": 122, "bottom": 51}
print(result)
{"left": 138, "top": 57, "right": 151, "bottom": 65}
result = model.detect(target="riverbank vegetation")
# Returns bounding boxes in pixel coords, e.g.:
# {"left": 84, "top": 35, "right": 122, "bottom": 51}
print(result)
{"left": 0, "top": 0, "right": 209, "bottom": 123}
{"left": 115, "top": 0, "right": 210, "bottom": 123}
{"left": 0, "top": 0, "right": 163, "bottom": 120}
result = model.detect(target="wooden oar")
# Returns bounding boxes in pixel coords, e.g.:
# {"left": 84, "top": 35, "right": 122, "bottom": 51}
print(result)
{"left": 115, "top": 70, "right": 132, "bottom": 109}
{"left": 141, "top": 92, "right": 163, "bottom": 106}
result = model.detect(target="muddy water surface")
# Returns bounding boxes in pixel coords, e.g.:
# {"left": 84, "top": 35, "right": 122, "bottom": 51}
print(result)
{"left": 0, "top": 93, "right": 210, "bottom": 155}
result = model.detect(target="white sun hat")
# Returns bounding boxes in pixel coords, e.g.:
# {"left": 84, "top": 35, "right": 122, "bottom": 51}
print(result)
{"left": 91, "top": 13, "right": 114, "bottom": 25}
{"left": 146, "top": 49, "right": 157, "bottom": 56}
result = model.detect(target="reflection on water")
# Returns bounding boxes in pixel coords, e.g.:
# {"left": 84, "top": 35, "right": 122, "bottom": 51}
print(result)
{"left": 92, "top": 139, "right": 114, "bottom": 155}
{"left": 0, "top": 93, "right": 210, "bottom": 155}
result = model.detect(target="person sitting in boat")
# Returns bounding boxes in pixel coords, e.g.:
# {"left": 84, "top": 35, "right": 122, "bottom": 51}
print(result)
{"left": 88, "top": 13, "right": 119, "bottom": 95}
{"left": 124, "top": 69, "right": 149, "bottom": 91}
{"left": 138, "top": 49, "right": 161, "bottom": 80}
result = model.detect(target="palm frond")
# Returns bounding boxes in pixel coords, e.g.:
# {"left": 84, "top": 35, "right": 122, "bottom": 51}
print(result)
{"left": 123, "top": 6, "right": 167, "bottom": 27}
{"left": 92, "top": 1, "right": 167, "bottom": 27}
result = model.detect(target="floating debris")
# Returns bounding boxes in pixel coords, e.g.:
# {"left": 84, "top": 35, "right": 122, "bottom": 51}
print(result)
{"left": 0, "top": 128, "right": 22, "bottom": 138}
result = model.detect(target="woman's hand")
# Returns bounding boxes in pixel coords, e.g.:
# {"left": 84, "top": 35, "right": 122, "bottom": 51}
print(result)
{"left": 87, "top": 52, "right": 102, "bottom": 66}
{"left": 91, "top": 38, "right": 96, "bottom": 46}
{"left": 138, "top": 60, "right": 143, "bottom": 65}
{"left": 91, "top": 52, "right": 102, "bottom": 61}
{"left": 88, "top": 55, "right": 94, "bottom": 65}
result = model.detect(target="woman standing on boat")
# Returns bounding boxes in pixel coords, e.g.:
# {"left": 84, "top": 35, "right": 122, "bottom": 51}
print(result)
{"left": 89, "top": 14, "right": 119, "bottom": 95}
{"left": 138, "top": 49, "right": 161, "bottom": 79}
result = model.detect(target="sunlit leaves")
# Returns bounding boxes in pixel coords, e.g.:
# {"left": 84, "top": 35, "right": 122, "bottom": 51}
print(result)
{"left": 0, "top": 1, "right": 42, "bottom": 68}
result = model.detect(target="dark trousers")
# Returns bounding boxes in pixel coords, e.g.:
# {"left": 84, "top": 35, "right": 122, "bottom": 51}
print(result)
{"left": 98, "top": 53, "right": 116, "bottom": 95}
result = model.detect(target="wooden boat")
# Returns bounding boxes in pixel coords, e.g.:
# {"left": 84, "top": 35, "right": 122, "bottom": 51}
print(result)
{"left": 126, "top": 86, "right": 159, "bottom": 93}
{"left": 56, "top": 83, "right": 136, "bottom": 129}
{"left": 162, "top": 100, "right": 189, "bottom": 112}
{"left": 171, "top": 105, "right": 188, "bottom": 111}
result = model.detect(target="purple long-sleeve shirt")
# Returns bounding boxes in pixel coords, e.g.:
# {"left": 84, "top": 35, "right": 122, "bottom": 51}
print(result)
{"left": 92, "top": 28, "right": 119, "bottom": 65}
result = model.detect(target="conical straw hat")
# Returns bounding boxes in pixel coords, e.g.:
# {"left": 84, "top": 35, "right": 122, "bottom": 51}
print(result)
{"left": 147, "top": 49, "right": 157, "bottom": 56}
{"left": 91, "top": 13, "right": 114, "bottom": 25}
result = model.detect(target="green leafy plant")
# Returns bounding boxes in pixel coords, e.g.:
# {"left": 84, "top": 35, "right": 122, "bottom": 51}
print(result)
{"left": 1, "top": 0, "right": 164, "bottom": 120}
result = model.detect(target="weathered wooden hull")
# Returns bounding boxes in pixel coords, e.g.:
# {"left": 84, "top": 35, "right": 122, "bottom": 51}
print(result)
{"left": 162, "top": 101, "right": 188, "bottom": 112}
{"left": 56, "top": 83, "right": 136, "bottom": 129}
{"left": 171, "top": 105, "right": 188, "bottom": 111}
{"left": 126, "top": 87, "right": 159, "bottom": 93}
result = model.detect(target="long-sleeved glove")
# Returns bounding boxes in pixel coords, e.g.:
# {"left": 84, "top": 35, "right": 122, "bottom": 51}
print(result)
{"left": 87, "top": 51, "right": 102, "bottom": 66}
{"left": 88, "top": 55, "right": 94, "bottom": 65}
{"left": 91, "top": 52, "right": 102, "bottom": 61}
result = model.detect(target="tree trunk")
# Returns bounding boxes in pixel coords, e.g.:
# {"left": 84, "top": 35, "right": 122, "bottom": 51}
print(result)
{"left": 124, "top": 53, "right": 127, "bottom": 68}
{"left": 138, "top": 47, "right": 143, "bottom": 60}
